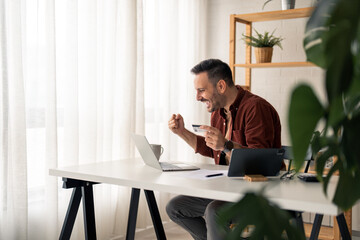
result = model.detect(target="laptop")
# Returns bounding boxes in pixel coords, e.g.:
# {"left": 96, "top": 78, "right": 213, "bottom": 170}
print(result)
{"left": 131, "top": 134, "right": 199, "bottom": 171}
{"left": 227, "top": 148, "right": 284, "bottom": 177}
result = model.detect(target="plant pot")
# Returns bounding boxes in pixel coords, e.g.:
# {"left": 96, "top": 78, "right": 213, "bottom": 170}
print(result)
{"left": 282, "top": 0, "right": 295, "bottom": 10}
{"left": 254, "top": 47, "right": 273, "bottom": 63}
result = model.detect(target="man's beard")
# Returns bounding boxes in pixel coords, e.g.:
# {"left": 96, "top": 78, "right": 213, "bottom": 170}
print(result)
{"left": 202, "top": 92, "right": 223, "bottom": 112}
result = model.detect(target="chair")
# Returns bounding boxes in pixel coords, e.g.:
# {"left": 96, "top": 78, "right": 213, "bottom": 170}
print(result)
{"left": 281, "top": 145, "right": 312, "bottom": 172}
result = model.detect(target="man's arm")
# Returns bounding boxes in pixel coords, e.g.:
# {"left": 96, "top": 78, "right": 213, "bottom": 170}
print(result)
{"left": 176, "top": 128, "right": 198, "bottom": 151}
{"left": 168, "top": 114, "right": 197, "bottom": 151}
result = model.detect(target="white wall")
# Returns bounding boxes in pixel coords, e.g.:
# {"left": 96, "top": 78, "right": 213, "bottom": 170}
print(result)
{"left": 206, "top": 0, "right": 360, "bottom": 232}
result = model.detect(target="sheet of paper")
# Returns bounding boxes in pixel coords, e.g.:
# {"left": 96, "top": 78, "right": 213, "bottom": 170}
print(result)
{"left": 176, "top": 169, "right": 228, "bottom": 180}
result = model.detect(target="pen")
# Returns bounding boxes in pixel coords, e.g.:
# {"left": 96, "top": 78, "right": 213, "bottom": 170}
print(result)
{"left": 206, "top": 173, "right": 224, "bottom": 178}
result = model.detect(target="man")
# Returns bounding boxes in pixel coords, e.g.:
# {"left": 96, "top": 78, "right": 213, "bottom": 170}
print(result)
{"left": 166, "top": 59, "right": 281, "bottom": 240}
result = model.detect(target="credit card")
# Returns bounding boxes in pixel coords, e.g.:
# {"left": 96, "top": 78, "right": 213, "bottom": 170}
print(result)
{"left": 192, "top": 124, "right": 207, "bottom": 133}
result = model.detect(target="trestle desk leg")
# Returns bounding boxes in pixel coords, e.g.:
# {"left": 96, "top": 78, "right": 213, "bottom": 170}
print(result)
{"left": 144, "top": 190, "right": 166, "bottom": 240}
{"left": 59, "top": 187, "right": 82, "bottom": 240}
{"left": 310, "top": 214, "right": 323, "bottom": 240}
{"left": 336, "top": 213, "right": 351, "bottom": 240}
{"left": 126, "top": 188, "right": 141, "bottom": 240}
{"left": 294, "top": 211, "right": 305, "bottom": 237}
{"left": 82, "top": 184, "right": 97, "bottom": 240}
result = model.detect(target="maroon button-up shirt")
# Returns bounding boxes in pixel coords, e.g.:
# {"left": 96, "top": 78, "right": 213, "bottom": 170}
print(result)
{"left": 195, "top": 86, "right": 281, "bottom": 165}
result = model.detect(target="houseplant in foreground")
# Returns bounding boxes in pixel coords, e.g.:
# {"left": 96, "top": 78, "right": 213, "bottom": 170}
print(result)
{"left": 289, "top": 0, "right": 360, "bottom": 210}
{"left": 242, "top": 29, "right": 284, "bottom": 63}
{"left": 218, "top": 0, "right": 360, "bottom": 238}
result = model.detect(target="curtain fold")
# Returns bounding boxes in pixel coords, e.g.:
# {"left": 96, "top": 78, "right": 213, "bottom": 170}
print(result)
{"left": 142, "top": 0, "right": 209, "bottom": 224}
{"left": 1, "top": 0, "right": 207, "bottom": 239}
{"left": 0, "top": 0, "right": 28, "bottom": 239}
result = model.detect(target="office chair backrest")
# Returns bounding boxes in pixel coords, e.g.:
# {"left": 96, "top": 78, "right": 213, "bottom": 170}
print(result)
{"left": 281, "top": 145, "right": 313, "bottom": 172}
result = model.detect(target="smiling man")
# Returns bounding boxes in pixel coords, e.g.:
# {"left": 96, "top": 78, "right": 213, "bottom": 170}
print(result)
{"left": 166, "top": 59, "right": 281, "bottom": 240}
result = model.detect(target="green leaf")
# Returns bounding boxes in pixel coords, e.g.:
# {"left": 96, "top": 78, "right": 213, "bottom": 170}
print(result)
{"left": 321, "top": 0, "right": 360, "bottom": 102}
{"left": 262, "top": 0, "right": 272, "bottom": 10}
{"left": 324, "top": 21, "right": 354, "bottom": 103}
{"left": 289, "top": 84, "right": 325, "bottom": 170}
{"left": 328, "top": 95, "right": 346, "bottom": 130}
{"left": 332, "top": 167, "right": 360, "bottom": 210}
{"left": 346, "top": 78, "right": 360, "bottom": 117}
{"left": 342, "top": 114, "right": 360, "bottom": 168}
{"left": 315, "top": 147, "right": 336, "bottom": 183}
{"left": 242, "top": 28, "right": 283, "bottom": 49}
{"left": 217, "top": 192, "right": 305, "bottom": 240}
{"left": 322, "top": 160, "right": 340, "bottom": 197}
{"left": 310, "top": 131, "right": 322, "bottom": 154}
{"left": 303, "top": 0, "right": 339, "bottom": 68}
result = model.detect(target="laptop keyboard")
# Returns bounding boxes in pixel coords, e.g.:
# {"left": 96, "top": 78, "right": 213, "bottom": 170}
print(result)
{"left": 160, "top": 162, "right": 182, "bottom": 171}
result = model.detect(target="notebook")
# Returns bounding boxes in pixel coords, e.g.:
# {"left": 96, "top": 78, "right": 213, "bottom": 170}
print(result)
{"left": 131, "top": 134, "right": 199, "bottom": 172}
{"left": 227, "top": 148, "right": 284, "bottom": 178}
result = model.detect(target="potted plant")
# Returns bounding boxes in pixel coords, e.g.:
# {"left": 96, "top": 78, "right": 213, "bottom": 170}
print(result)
{"left": 218, "top": 0, "right": 360, "bottom": 238}
{"left": 242, "top": 29, "right": 284, "bottom": 63}
{"left": 263, "top": 0, "right": 295, "bottom": 10}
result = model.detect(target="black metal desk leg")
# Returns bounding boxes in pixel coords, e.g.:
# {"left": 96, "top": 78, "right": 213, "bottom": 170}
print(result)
{"left": 144, "top": 190, "right": 166, "bottom": 240}
{"left": 126, "top": 188, "right": 141, "bottom": 240}
{"left": 59, "top": 187, "right": 82, "bottom": 240}
{"left": 336, "top": 213, "right": 351, "bottom": 240}
{"left": 293, "top": 211, "right": 305, "bottom": 237}
{"left": 82, "top": 183, "right": 97, "bottom": 240}
{"left": 310, "top": 214, "right": 323, "bottom": 240}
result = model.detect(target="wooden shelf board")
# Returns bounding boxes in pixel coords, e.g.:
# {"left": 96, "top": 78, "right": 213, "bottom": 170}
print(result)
{"left": 234, "top": 62, "right": 316, "bottom": 68}
{"left": 304, "top": 223, "right": 335, "bottom": 240}
{"left": 234, "top": 7, "right": 314, "bottom": 23}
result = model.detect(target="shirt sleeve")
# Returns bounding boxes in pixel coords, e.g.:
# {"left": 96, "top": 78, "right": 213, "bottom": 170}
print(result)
{"left": 194, "top": 135, "right": 214, "bottom": 158}
{"left": 244, "top": 102, "right": 278, "bottom": 148}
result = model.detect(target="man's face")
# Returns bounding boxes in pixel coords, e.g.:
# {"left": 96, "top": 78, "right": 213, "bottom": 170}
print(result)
{"left": 194, "top": 72, "right": 224, "bottom": 112}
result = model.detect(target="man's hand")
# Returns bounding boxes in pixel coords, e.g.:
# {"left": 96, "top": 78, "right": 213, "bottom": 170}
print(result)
{"left": 201, "top": 125, "right": 226, "bottom": 151}
{"left": 168, "top": 114, "right": 185, "bottom": 135}
{"left": 168, "top": 114, "right": 197, "bottom": 150}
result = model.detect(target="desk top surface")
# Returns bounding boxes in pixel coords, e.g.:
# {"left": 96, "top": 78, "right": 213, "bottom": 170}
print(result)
{"left": 49, "top": 158, "right": 339, "bottom": 215}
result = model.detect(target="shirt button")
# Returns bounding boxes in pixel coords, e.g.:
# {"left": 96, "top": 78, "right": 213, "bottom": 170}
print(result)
{"left": 223, "top": 123, "right": 226, "bottom": 125}
{"left": 217, "top": 154, "right": 219, "bottom": 157}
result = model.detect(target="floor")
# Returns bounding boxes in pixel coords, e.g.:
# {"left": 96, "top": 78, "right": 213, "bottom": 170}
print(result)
{"left": 116, "top": 222, "right": 192, "bottom": 240}
{"left": 116, "top": 222, "right": 360, "bottom": 240}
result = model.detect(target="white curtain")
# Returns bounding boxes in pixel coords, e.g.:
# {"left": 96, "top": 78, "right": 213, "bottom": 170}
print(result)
{"left": 142, "top": 0, "right": 209, "bottom": 228}
{"left": 0, "top": 0, "right": 208, "bottom": 239}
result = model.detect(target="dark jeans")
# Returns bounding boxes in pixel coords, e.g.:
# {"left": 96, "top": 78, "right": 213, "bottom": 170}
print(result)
{"left": 166, "top": 195, "right": 229, "bottom": 240}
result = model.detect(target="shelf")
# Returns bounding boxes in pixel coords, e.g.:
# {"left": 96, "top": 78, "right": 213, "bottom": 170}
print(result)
{"left": 234, "top": 62, "right": 316, "bottom": 68}
{"left": 233, "top": 7, "right": 314, "bottom": 23}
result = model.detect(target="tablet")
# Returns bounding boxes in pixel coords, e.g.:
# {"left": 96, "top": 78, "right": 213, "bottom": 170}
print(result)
{"left": 227, "top": 148, "right": 284, "bottom": 177}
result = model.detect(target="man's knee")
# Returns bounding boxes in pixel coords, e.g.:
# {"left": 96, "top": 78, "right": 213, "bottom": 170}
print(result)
{"left": 166, "top": 197, "right": 178, "bottom": 220}
{"left": 205, "top": 201, "right": 229, "bottom": 226}
{"left": 204, "top": 200, "right": 218, "bottom": 222}
{"left": 166, "top": 195, "right": 187, "bottom": 220}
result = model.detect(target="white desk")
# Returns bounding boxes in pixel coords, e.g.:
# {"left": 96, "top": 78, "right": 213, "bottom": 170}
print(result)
{"left": 49, "top": 158, "right": 348, "bottom": 240}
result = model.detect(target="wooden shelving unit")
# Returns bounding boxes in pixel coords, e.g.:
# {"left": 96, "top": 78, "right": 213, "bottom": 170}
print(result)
{"left": 229, "top": 7, "right": 315, "bottom": 90}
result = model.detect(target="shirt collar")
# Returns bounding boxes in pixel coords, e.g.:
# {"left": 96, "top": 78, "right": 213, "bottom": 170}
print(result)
{"left": 220, "top": 85, "right": 245, "bottom": 118}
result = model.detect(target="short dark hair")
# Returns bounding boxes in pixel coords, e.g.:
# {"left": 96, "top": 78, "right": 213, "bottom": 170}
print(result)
{"left": 191, "top": 59, "right": 234, "bottom": 87}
